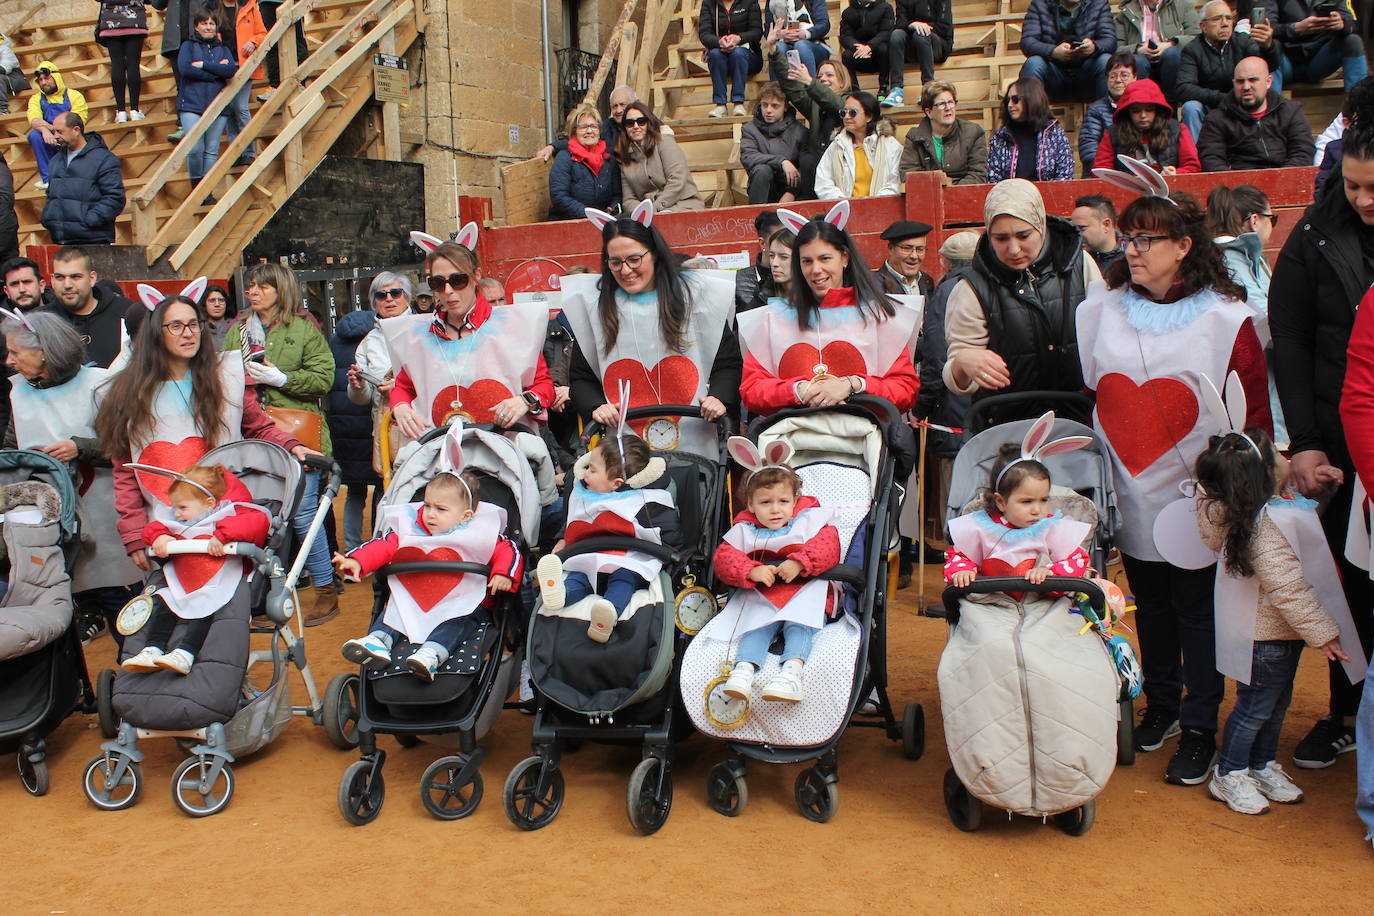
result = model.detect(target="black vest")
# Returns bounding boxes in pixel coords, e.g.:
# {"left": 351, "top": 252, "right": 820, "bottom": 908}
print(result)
{"left": 1105, "top": 119, "right": 1182, "bottom": 170}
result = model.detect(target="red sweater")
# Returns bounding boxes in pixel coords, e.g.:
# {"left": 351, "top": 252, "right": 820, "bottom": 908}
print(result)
{"left": 713, "top": 496, "right": 841, "bottom": 586}
{"left": 348, "top": 507, "right": 524, "bottom": 586}
{"left": 141, "top": 472, "right": 271, "bottom": 549}
{"left": 1341, "top": 286, "right": 1374, "bottom": 486}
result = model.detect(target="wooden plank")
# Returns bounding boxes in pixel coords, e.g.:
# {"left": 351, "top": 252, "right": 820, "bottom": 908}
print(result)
{"left": 379, "top": 30, "right": 401, "bottom": 161}
{"left": 500, "top": 158, "right": 552, "bottom": 225}
{"left": 583, "top": 0, "right": 640, "bottom": 108}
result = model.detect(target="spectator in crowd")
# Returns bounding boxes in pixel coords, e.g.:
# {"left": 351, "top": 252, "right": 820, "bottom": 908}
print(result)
{"left": 0, "top": 257, "right": 57, "bottom": 312}
{"left": 987, "top": 78, "right": 1075, "bottom": 182}
{"left": 1273, "top": 0, "right": 1367, "bottom": 92}
{"left": 1315, "top": 107, "right": 1345, "bottom": 164}
{"left": 769, "top": 24, "right": 850, "bottom": 162}
{"left": 1092, "top": 78, "right": 1201, "bottom": 173}
{"left": 1113, "top": 0, "right": 1199, "bottom": 97}
{"left": 735, "top": 211, "right": 782, "bottom": 313}
{"left": 815, "top": 90, "right": 903, "bottom": 198}
{"left": 876, "top": 220, "right": 935, "bottom": 296}
{"left": 256, "top": 0, "right": 310, "bottom": 101}
{"left": 47, "top": 246, "right": 140, "bottom": 369}
{"left": 40, "top": 114, "right": 126, "bottom": 246}
{"left": 883, "top": 0, "right": 953, "bottom": 108}
{"left": 201, "top": 283, "right": 235, "bottom": 347}
{"left": 346, "top": 271, "right": 411, "bottom": 490}
{"left": 0, "top": 156, "right": 15, "bottom": 266}
{"left": 548, "top": 104, "right": 622, "bottom": 220}
{"left": 152, "top": 0, "right": 195, "bottom": 140}
{"left": 1019, "top": 0, "right": 1118, "bottom": 101}
{"left": 96, "top": 1, "right": 151, "bottom": 123}
{"left": 1177, "top": 0, "right": 1281, "bottom": 142}
{"left": 1070, "top": 193, "right": 1124, "bottom": 270}
{"left": 741, "top": 82, "right": 813, "bottom": 203}
{"left": 897, "top": 80, "right": 989, "bottom": 184}
{"left": 1312, "top": 87, "right": 1369, "bottom": 190}
{"left": 0, "top": 32, "right": 21, "bottom": 115}
{"left": 413, "top": 289, "right": 435, "bottom": 313}
{"left": 328, "top": 305, "right": 380, "bottom": 553}
{"left": 700, "top": 0, "right": 764, "bottom": 117}
{"left": 478, "top": 277, "right": 506, "bottom": 305}
{"left": 27, "top": 63, "right": 89, "bottom": 191}
{"left": 1079, "top": 52, "right": 1137, "bottom": 171}
{"left": 1197, "top": 56, "right": 1315, "bottom": 170}
{"left": 840, "top": 0, "right": 897, "bottom": 101}
{"left": 764, "top": 0, "right": 832, "bottom": 79}
{"left": 215, "top": 0, "right": 262, "bottom": 166}
{"left": 177, "top": 7, "right": 238, "bottom": 188}
{"left": 537, "top": 86, "right": 642, "bottom": 163}
{"left": 617, "top": 102, "right": 704, "bottom": 212}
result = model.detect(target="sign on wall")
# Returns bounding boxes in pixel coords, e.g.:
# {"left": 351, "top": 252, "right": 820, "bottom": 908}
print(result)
{"left": 373, "top": 53, "right": 410, "bottom": 105}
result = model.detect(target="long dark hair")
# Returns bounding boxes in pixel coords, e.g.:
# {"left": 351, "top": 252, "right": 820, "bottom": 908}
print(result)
{"left": 615, "top": 101, "right": 662, "bottom": 162}
{"left": 1115, "top": 102, "right": 1173, "bottom": 164}
{"left": 596, "top": 217, "right": 690, "bottom": 353}
{"left": 96, "top": 295, "right": 229, "bottom": 459}
{"left": 1206, "top": 184, "right": 1270, "bottom": 238}
{"left": 1002, "top": 78, "right": 1051, "bottom": 133}
{"left": 200, "top": 283, "right": 236, "bottom": 322}
{"left": 1341, "top": 75, "right": 1374, "bottom": 162}
{"left": 844, "top": 91, "right": 881, "bottom": 140}
{"left": 1195, "top": 429, "right": 1277, "bottom": 578}
{"left": 788, "top": 217, "right": 893, "bottom": 329}
{"left": 1104, "top": 192, "right": 1246, "bottom": 300}
{"left": 979, "top": 442, "right": 1051, "bottom": 513}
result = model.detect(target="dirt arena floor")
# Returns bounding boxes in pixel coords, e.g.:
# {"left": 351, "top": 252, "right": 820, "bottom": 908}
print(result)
{"left": 6, "top": 564, "right": 1372, "bottom": 914}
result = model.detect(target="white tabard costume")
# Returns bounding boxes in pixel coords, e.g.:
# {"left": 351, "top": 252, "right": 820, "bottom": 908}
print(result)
{"left": 1216, "top": 497, "right": 1367, "bottom": 685}
{"left": 377, "top": 502, "right": 505, "bottom": 644}
{"left": 710, "top": 504, "right": 841, "bottom": 639}
{"left": 947, "top": 511, "right": 1091, "bottom": 580}
{"left": 1077, "top": 282, "right": 1257, "bottom": 561}
{"left": 156, "top": 501, "right": 269, "bottom": 619}
{"left": 12, "top": 365, "right": 139, "bottom": 591}
{"left": 559, "top": 271, "right": 734, "bottom": 459}
{"left": 559, "top": 481, "right": 673, "bottom": 585}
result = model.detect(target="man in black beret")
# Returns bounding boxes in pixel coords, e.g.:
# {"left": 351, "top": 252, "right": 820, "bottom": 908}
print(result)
{"left": 876, "top": 220, "right": 934, "bottom": 297}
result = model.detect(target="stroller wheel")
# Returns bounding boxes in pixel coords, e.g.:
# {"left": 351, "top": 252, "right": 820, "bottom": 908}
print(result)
{"left": 82, "top": 753, "right": 142, "bottom": 811}
{"left": 1116, "top": 699, "right": 1137, "bottom": 766}
{"left": 627, "top": 757, "right": 673, "bottom": 836}
{"left": 503, "top": 755, "right": 564, "bottom": 831}
{"left": 170, "top": 756, "right": 236, "bottom": 817}
{"left": 942, "top": 768, "right": 981, "bottom": 832}
{"left": 96, "top": 669, "right": 118, "bottom": 739}
{"left": 395, "top": 734, "right": 422, "bottom": 749}
{"left": 901, "top": 703, "right": 926, "bottom": 761}
{"left": 705, "top": 762, "right": 747, "bottom": 817}
{"left": 338, "top": 759, "right": 386, "bottom": 826}
{"left": 322, "top": 673, "right": 361, "bottom": 750}
{"left": 420, "top": 755, "right": 484, "bottom": 820}
{"left": 1054, "top": 800, "right": 1096, "bottom": 836}
{"left": 17, "top": 753, "right": 48, "bottom": 796}
{"left": 794, "top": 767, "right": 839, "bottom": 823}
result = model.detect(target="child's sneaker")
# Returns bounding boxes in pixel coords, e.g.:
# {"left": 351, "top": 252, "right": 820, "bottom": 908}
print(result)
{"left": 1208, "top": 766, "right": 1270, "bottom": 815}
{"left": 722, "top": 662, "right": 755, "bottom": 700}
{"left": 762, "top": 660, "right": 804, "bottom": 702}
{"left": 121, "top": 646, "right": 164, "bottom": 672}
{"left": 1249, "top": 761, "right": 1304, "bottom": 804}
{"left": 406, "top": 645, "right": 443, "bottom": 682}
{"left": 587, "top": 598, "right": 616, "bottom": 643}
{"left": 342, "top": 632, "right": 393, "bottom": 670}
{"left": 536, "top": 554, "right": 566, "bottom": 610}
{"left": 155, "top": 648, "right": 195, "bottom": 675}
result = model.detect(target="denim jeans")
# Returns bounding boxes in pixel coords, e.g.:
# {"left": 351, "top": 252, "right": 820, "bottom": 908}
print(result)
{"left": 768, "top": 39, "right": 830, "bottom": 79}
{"left": 563, "top": 568, "right": 647, "bottom": 615}
{"left": 1020, "top": 53, "right": 1111, "bottom": 100}
{"left": 374, "top": 615, "right": 476, "bottom": 662}
{"left": 225, "top": 82, "right": 255, "bottom": 162}
{"left": 707, "top": 47, "right": 763, "bottom": 103}
{"left": 1281, "top": 34, "right": 1368, "bottom": 91}
{"left": 178, "top": 110, "right": 227, "bottom": 182}
{"left": 343, "top": 483, "right": 376, "bottom": 552}
{"left": 27, "top": 131, "right": 61, "bottom": 182}
{"left": 735, "top": 620, "right": 817, "bottom": 668}
{"left": 1132, "top": 45, "right": 1182, "bottom": 98}
{"left": 1356, "top": 649, "right": 1374, "bottom": 837}
{"left": 1217, "top": 640, "right": 1303, "bottom": 773}
{"left": 294, "top": 469, "right": 334, "bottom": 586}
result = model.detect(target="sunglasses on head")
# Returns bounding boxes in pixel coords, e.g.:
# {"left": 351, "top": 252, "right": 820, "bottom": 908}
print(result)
{"left": 624, "top": 116, "right": 650, "bottom": 127}
{"left": 427, "top": 272, "right": 471, "bottom": 292}
{"left": 33, "top": 68, "right": 52, "bottom": 78}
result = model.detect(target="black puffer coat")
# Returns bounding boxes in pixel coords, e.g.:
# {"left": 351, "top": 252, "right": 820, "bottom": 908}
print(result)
{"left": 40, "top": 132, "right": 126, "bottom": 245}
{"left": 328, "top": 309, "right": 380, "bottom": 488}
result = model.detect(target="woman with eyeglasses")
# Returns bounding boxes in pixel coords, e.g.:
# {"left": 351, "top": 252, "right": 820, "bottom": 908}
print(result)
{"left": 199, "top": 283, "right": 236, "bottom": 348}
{"left": 815, "top": 91, "right": 902, "bottom": 200}
{"left": 897, "top": 81, "right": 989, "bottom": 185}
{"left": 1078, "top": 190, "right": 1271, "bottom": 785}
{"left": 222, "top": 263, "right": 339, "bottom": 624}
{"left": 617, "top": 102, "right": 704, "bottom": 213}
{"left": 987, "top": 78, "right": 1075, "bottom": 183}
{"left": 549, "top": 103, "right": 622, "bottom": 221}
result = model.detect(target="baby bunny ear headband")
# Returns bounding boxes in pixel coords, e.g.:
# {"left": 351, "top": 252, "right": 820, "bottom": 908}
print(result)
{"left": 135, "top": 277, "right": 210, "bottom": 313}
{"left": 995, "top": 411, "right": 1093, "bottom": 488}
{"left": 1200, "top": 371, "right": 1263, "bottom": 459}
{"left": 409, "top": 222, "right": 480, "bottom": 254}
{"left": 775, "top": 199, "right": 850, "bottom": 235}
{"left": 1090, "top": 155, "right": 1178, "bottom": 208}
{"left": 435, "top": 419, "right": 476, "bottom": 503}
{"left": 727, "top": 436, "right": 795, "bottom": 478}
{"left": 584, "top": 199, "right": 654, "bottom": 231}
{"left": 125, "top": 463, "right": 217, "bottom": 502}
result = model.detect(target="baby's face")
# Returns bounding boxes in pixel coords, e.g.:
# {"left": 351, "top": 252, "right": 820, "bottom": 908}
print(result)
{"left": 748, "top": 483, "right": 798, "bottom": 530}
{"left": 422, "top": 489, "right": 472, "bottom": 533}
{"left": 172, "top": 494, "right": 214, "bottom": 522}
{"left": 582, "top": 450, "right": 622, "bottom": 494}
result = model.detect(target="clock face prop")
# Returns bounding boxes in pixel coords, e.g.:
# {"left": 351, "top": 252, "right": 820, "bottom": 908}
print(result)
{"left": 704, "top": 664, "right": 750, "bottom": 729}
{"left": 674, "top": 583, "right": 719, "bottom": 635}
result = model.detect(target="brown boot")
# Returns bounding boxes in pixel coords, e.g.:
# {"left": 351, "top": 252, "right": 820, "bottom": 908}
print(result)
{"left": 304, "top": 584, "right": 340, "bottom": 627}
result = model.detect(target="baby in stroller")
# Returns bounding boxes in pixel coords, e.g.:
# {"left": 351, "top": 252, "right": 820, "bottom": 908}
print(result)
{"left": 336, "top": 463, "right": 522, "bottom": 682}
{"left": 717, "top": 437, "right": 841, "bottom": 704}
{"left": 121, "top": 464, "right": 269, "bottom": 676}
{"left": 535, "top": 433, "right": 681, "bottom": 642}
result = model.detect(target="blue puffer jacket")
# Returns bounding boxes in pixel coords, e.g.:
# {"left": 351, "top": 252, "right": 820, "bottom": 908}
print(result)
{"left": 176, "top": 35, "right": 237, "bottom": 114}
{"left": 548, "top": 146, "right": 621, "bottom": 221}
{"left": 40, "top": 132, "right": 125, "bottom": 245}
{"left": 1078, "top": 95, "right": 1114, "bottom": 169}
{"left": 1019, "top": 0, "right": 1117, "bottom": 59}
{"left": 328, "top": 309, "right": 380, "bottom": 488}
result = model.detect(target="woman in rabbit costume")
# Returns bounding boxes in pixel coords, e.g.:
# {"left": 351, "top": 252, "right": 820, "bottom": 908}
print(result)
{"left": 1076, "top": 156, "right": 1271, "bottom": 787}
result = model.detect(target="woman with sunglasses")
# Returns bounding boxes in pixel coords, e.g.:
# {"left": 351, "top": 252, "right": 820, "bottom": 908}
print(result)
{"left": 222, "top": 263, "right": 339, "bottom": 624}
{"left": 199, "top": 283, "right": 236, "bottom": 348}
{"left": 617, "top": 102, "right": 704, "bottom": 213}
{"left": 815, "top": 90, "right": 902, "bottom": 200}
{"left": 1077, "top": 189, "right": 1271, "bottom": 787}
{"left": 987, "top": 78, "right": 1074, "bottom": 183}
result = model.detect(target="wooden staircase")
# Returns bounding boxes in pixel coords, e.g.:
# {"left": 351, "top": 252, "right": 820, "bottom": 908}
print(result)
{"left": 3, "top": 0, "right": 424, "bottom": 278}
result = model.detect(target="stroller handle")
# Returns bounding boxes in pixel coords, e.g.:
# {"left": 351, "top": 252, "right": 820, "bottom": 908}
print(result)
{"left": 962, "top": 391, "right": 1095, "bottom": 434}
{"left": 581, "top": 404, "right": 734, "bottom": 447}
{"left": 379, "top": 560, "right": 492, "bottom": 577}
{"left": 930, "top": 576, "right": 1107, "bottom": 619}
{"left": 752, "top": 392, "right": 903, "bottom": 431}
{"left": 416, "top": 420, "right": 535, "bottom": 445}
{"left": 556, "top": 536, "right": 679, "bottom": 566}
{"left": 818, "top": 562, "right": 865, "bottom": 589}
{"left": 146, "top": 541, "right": 268, "bottom": 562}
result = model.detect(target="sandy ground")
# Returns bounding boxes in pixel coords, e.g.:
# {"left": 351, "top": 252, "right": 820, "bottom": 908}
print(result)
{"left": 5, "top": 566, "right": 1372, "bottom": 915}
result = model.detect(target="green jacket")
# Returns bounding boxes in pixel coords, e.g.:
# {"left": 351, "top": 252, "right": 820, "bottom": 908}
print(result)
{"left": 771, "top": 46, "right": 844, "bottom": 157}
{"left": 223, "top": 312, "right": 336, "bottom": 455}
{"left": 1114, "top": 0, "right": 1199, "bottom": 50}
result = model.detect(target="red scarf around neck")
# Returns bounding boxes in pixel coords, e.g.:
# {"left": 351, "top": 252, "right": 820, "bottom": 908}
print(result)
{"left": 568, "top": 136, "right": 607, "bottom": 175}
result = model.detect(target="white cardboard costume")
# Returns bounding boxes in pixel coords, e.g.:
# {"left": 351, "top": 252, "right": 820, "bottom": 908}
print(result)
{"left": 947, "top": 511, "right": 1090, "bottom": 578}
{"left": 559, "top": 481, "right": 673, "bottom": 584}
{"left": 156, "top": 502, "right": 267, "bottom": 620}
{"left": 736, "top": 294, "right": 923, "bottom": 383}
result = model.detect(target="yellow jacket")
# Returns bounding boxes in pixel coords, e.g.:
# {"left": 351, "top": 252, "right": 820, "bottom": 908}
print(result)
{"left": 27, "top": 61, "right": 90, "bottom": 126}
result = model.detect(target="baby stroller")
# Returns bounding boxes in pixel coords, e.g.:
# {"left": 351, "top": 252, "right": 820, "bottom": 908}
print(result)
{"left": 680, "top": 395, "right": 915, "bottom": 822}
{"left": 935, "top": 394, "right": 1132, "bottom": 835}
{"left": 506, "top": 405, "right": 728, "bottom": 835}
{"left": 83, "top": 443, "right": 343, "bottom": 817}
{"left": 0, "top": 450, "right": 89, "bottom": 796}
{"left": 328, "top": 421, "right": 537, "bottom": 825}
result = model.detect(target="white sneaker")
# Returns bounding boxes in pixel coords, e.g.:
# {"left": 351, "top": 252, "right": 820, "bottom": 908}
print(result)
{"left": 341, "top": 632, "right": 392, "bottom": 669}
{"left": 1208, "top": 766, "right": 1271, "bottom": 815}
{"left": 155, "top": 648, "right": 195, "bottom": 675}
{"left": 762, "top": 662, "right": 804, "bottom": 702}
{"left": 732, "top": 103, "right": 747, "bottom": 116}
{"left": 708, "top": 104, "right": 726, "bottom": 118}
{"left": 406, "top": 645, "right": 443, "bottom": 682}
{"left": 115, "top": 110, "right": 129, "bottom": 123}
{"left": 129, "top": 109, "right": 146, "bottom": 121}
{"left": 34, "top": 180, "right": 48, "bottom": 191}
{"left": 121, "top": 646, "right": 164, "bottom": 672}
{"left": 722, "top": 662, "right": 755, "bottom": 699}
{"left": 1249, "top": 761, "right": 1305, "bottom": 804}
{"left": 536, "top": 554, "right": 565, "bottom": 610}
{"left": 587, "top": 598, "right": 616, "bottom": 643}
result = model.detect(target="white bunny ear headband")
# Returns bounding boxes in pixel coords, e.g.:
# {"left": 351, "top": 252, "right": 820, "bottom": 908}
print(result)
{"left": 124, "top": 463, "right": 217, "bottom": 502}
{"left": 0, "top": 306, "right": 34, "bottom": 333}
{"left": 135, "top": 277, "right": 210, "bottom": 313}
{"left": 727, "top": 436, "right": 796, "bottom": 480}
{"left": 614, "top": 378, "right": 632, "bottom": 467}
{"left": 584, "top": 199, "right": 655, "bottom": 231}
{"left": 435, "top": 419, "right": 475, "bottom": 503}
{"left": 1090, "top": 155, "right": 1178, "bottom": 208}
{"left": 995, "top": 411, "right": 1093, "bottom": 489}
{"left": 775, "top": 200, "right": 850, "bottom": 235}
{"left": 1200, "top": 371, "right": 1263, "bottom": 459}
{"left": 409, "top": 222, "right": 480, "bottom": 254}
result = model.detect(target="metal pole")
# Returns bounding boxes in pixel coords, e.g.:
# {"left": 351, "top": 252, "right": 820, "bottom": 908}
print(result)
{"left": 541, "top": 0, "right": 556, "bottom": 142}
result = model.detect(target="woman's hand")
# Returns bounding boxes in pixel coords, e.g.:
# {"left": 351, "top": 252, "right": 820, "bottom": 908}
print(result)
{"left": 39, "top": 440, "right": 78, "bottom": 462}
{"left": 747, "top": 564, "right": 777, "bottom": 587}
{"left": 592, "top": 402, "right": 620, "bottom": 426}
{"left": 552, "top": 385, "right": 571, "bottom": 412}
{"left": 1161, "top": 165, "right": 1178, "bottom": 176}
{"left": 950, "top": 569, "right": 975, "bottom": 588}
{"left": 952, "top": 347, "right": 1011, "bottom": 390}
{"left": 152, "top": 534, "right": 174, "bottom": 558}
{"left": 244, "top": 40, "right": 258, "bottom": 54}
{"left": 802, "top": 376, "right": 853, "bottom": 408}
{"left": 246, "top": 359, "right": 288, "bottom": 388}
{"left": 206, "top": 537, "right": 225, "bottom": 557}
{"left": 376, "top": 372, "right": 395, "bottom": 395}
{"left": 393, "top": 402, "right": 432, "bottom": 440}
{"left": 291, "top": 445, "right": 323, "bottom": 462}
{"left": 1320, "top": 638, "right": 1351, "bottom": 663}
{"left": 789, "top": 59, "right": 812, "bottom": 82}
{"left": 346, "top": 365, "right": 365, "bottom": 391}
{"left": 699, "top": 395, "right": 726, "bottom": 421}
{"left": 130, "top": 547, "right": 150, "bottom": 572}
{"left": 492, "top": 395, "right": 530, "bottom": 429}
{"left": 763, "top": 20, "right": 782, "bottom": 55}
